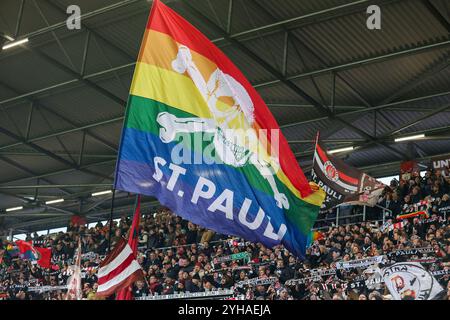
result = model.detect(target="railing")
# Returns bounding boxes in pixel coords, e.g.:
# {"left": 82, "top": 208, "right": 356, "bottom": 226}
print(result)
{"left": 312, "top": 204, "right": 392, "bottom": 230}
{"left": 137, "top": 239, "right": 234, "bottom": 252}
{"left": 134, "top": 289, "right": 235, "bottom": 300}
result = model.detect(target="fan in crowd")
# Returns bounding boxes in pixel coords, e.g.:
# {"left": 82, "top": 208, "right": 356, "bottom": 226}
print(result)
{"left": 0, "top": 167, "right": 449, "bottom": 300}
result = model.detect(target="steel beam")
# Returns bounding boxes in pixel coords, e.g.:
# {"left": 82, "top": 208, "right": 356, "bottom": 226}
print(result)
{"left": 280, "top": 91, "right": 450, "bottom": 129}
{"left": 226, "top": 0, "right": 234, "bottom": 34}
{"left": 13, "top": 0, "right": 144, "bottom": 40}
{"left": 363, "top": 151, "right": 450, "bottom": 172}
{"left": 248, "top": 0, "right": 438, "bottom": 160}
{"left": 0, "top": 80, "right": 119, "bottom": 152}
{"left": 80, "top": 30, "right": 91, "bottom": 76}
{"left": 14, "top": 0, "right": 26, "bottom": 38}
{"left": 0, "top": 159, "right": 115, "bottom": 185}
{"left": 0, "top": 116, "right": 121, "bottom": 151}
{"left": 0, "top": 151, "right": 116, "bottom": 158}
{"left": 28, "top": 47, "right": 127, "bottom": 107}
{"left": 1, "top": 89, "right": 445, "bottom": 154}
{"left": 422, "top": 0, "right": 450, "bottom": 33}
{"left": 378, "top": 55, "right": 449, "bottom": 106}
{"left": 290, "top": 134, "right": 450, "bottom": 145}
{"left": 1, "top": 37, "right": 447, "bottom": 109}
{"left": 4, "top": 199, "right": 159, "bottom": 231}
{"left": 0, "top": 125, "right": 112, "bottom": 181}
{"left": 78, "top": 130, "right": 87, "bottom": 166}
{"left": 390, "top": 104, "right": 450, "bottom": 135}
{"left": 46, "top": 0, "right": 135, "bottom": 61}
{"left": 35, "top": 106, "right": 77, "bottom": 165}
{"left": 295, "top": 124, "right": 450, "bottom": 159}
{"left": 313, "top": 54, "right": 449, "bottom": 155}
{"left": 0, "top": 156, "right": 72, "bottom": 195}
{"left": 253, "top": 40, "right": 450, "bottom": 89}
{"left": 0, "top": 183, "right": 112, "bottom": 190}
{"left": 32, "top": 0, "right": 77, "bottom": 71}
{"left": 181, "top": 0, "right": 410, "bottom": 160}
{"left": 10, "top": 0, "right": 392, "bottom": 51}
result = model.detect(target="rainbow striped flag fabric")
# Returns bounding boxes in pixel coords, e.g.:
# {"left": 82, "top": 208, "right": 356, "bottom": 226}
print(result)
{"left": 114, "top": 0, "right": 325, "bottom": 258}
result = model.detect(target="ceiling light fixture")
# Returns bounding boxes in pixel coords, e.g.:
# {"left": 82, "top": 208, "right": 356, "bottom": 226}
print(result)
{"left": 45, "top": 198, "right": 65, "bottom": 205}
{"left": 92, "top": 190, "right": 112, "bottom": 197}
{"left": 6, "top": 206, "right": 23, "bottom": 212}
{"left": 394, "top": 134, "right": 425, "bottom": 142}
{"left": 2, "top": 38, "right": 29, "bottom": 50}
{"left": 328, "top": 146, "right": 354, "bottom": 154}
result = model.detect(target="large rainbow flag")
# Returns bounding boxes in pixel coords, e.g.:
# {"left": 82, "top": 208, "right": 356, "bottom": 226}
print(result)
{"left": 114, "top": 0, "right": 325, "bottom": 258}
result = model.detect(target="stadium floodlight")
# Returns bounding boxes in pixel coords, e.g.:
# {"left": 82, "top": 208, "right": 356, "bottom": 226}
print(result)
{"left": 92, "top": 190, "right": 112, "bottom": 197}
{"left": 6, "top": 206, "right": 23, "bottom": 212}
{"left": 394, "top": 134, "right": 425, "bottom": 142}
{"left": 328, "top": 146, "right": 354, "bottom": 154}
{"left": 45, "top": 198, "right": 64, "bottom": 205}
{"left": 2, "top": 38, "right": 29, "bottom": 50}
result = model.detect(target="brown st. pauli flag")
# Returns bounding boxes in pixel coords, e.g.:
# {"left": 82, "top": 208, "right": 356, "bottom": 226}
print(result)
{"left": 311, "top": 134, "right": 386, "bottom": 213}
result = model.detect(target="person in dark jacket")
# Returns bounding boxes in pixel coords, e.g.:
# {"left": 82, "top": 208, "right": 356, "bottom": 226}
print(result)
{"left": 185, "top": 222, "right": 198, "bottom": 245}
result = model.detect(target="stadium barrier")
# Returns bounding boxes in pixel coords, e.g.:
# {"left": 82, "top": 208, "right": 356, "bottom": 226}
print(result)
{"left": 312, "top": 204, "right": 392, "bottom": 230}
{"left": 134, "top": 289, "right": 235, "bottom": 300}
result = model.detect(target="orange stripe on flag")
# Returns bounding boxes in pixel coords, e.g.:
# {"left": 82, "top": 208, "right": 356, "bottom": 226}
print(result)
{"left": 140, "top": 0, "right": 314, "bottom": 197}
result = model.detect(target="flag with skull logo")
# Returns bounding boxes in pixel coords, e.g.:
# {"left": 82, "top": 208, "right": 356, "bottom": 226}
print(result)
{"left": 113, "top": 0, "right": 325, "bottom": 258}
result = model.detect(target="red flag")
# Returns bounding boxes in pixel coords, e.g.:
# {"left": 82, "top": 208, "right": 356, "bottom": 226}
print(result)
{"left": 35, "top": 247, "right": 52, "bottom": 269}
{"left": 71, "top": 215, "right": 87, "bottom": 226}
{"left": 15, "top": 240, "right": 52, "bottom": 269}
{"left": 128, "top": 195, "right": 141, "bottom": 254}
{"left": 116, "top": 195, "right": 141, "bottom": 300}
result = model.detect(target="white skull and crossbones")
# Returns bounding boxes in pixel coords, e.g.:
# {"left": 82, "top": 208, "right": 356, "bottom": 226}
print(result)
{"left": 156, "top": 45, "right": 289, "bottom": 209}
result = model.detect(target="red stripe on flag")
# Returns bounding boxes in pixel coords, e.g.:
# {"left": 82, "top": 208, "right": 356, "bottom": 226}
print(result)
{"left": 128, "top": 195, "right": 141, "bottom": 254}
{"left": 97, "top": 253, "right": 136, "bottom": 285}
{"left": 99, "top": 238, "right": 127, "bottom": 268}
{"left": 96, "top": 269, "right": 143, "bottom": 298}
{"left": 338, "top": 171, "right": 359, "bottom": 185}
{"left": 316, "top": 144, "right": 329, "bottom": 164}
{"left": 316, "top": 144, "right": 358, "bottom": 185}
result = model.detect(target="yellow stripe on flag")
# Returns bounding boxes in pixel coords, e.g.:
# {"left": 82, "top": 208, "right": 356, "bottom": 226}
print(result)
{"left": 139, "top": 30, "right": 218, "bottom": 87}
{"left": 130, "top": 63, "right": 213, "bottom": 119}
{"left": 131, "top": 31, "right": 325, "bottom": 206}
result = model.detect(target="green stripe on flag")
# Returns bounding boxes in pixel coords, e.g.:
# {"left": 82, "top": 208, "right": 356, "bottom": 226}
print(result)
{"left": 125, "top": 94, "right": 319, "bottom": 234}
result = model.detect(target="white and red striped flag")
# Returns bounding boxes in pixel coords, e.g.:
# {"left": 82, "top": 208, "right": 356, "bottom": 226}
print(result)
{"left": 116, "top": 195, "right": 142, "bottom": 300}
{"left": 96, "top": 236, "right": 143, "bottom": 297}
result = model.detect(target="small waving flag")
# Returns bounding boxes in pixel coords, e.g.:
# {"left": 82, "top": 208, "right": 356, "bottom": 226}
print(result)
{"left": 15, "top": 240, "right": 52, "bottom": 269}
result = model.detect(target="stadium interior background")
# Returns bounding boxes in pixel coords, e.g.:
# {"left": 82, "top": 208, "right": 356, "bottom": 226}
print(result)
{"left": 0, "top": 0, "right": 449, "bottom": 237}
{"left": 0, "top": 0, "right": 449, "bottom": 301}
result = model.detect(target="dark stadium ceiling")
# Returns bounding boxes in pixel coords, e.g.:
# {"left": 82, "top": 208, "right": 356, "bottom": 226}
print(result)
{"left": 0, "top": 0, "right": 449, "bottom": 234}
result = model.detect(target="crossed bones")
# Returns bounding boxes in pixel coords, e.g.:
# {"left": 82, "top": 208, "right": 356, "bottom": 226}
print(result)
{"left": 156, "top": 45, "right": 289, "bottom": 209}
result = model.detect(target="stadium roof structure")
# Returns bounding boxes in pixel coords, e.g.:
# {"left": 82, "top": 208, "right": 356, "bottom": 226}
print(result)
{"left": 0, "top": 0, "right": 449, "bottom": 235}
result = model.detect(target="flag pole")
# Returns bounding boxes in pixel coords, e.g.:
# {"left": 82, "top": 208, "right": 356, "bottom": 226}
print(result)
{"left": 107, "top": 189, "right": 116, "bottom": 253}
{"left": 127, "top": 194, "right": 140, "bottom": 242}
{"left": 311, "top": 131, "right": 320, "bottom": 176}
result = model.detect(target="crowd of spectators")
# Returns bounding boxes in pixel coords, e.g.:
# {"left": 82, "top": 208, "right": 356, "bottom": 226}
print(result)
{"left": 316, "top": 167, "right": 450, "bottom": 227}
{"left": 0, "top": 167, "right": 449, "bottom": 300}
